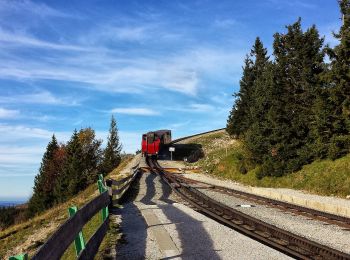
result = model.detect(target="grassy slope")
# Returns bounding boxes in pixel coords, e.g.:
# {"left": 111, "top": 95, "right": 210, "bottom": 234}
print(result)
{"left": 190, "top": 131, "right": 350, "bottom": 197}
{"left": 0, "top": 157, "right": 132, "bottom": 259}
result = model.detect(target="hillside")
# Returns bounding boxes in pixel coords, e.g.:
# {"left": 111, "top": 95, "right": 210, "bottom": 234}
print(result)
{"left": 186, "top": 131, "right": 350, "bottom": 198}
{"left": 0, "top": 157, "right": 132, "bottom": 259}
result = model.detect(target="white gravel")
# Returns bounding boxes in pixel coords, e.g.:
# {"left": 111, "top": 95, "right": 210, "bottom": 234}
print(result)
{"left": 112, "top": 172, "right": 292, "bottom": 259}
{"left": 183, "top": 173, "right": 350, "bottom": 213}
{"left": 199, "top": 188, "right": 350, "bottom": 254}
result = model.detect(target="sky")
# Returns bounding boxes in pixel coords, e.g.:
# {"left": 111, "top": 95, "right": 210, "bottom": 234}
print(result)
{"left": 0, "top": 0, "right": 342, "bottom": 200}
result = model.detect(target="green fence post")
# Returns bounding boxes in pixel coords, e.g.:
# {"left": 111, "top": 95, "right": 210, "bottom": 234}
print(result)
{"left": 97, "top": 179, "right": 109, "bottom": 221}
{"left": 68, "top": 206, "right": 85, "bottom": 256}
{"left": 9, "top": 253, "right": 28, "bottom": 260}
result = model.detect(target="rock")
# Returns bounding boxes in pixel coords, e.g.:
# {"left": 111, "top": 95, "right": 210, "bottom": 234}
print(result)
{"left": 346, "top": 195, "right": 350, "bottom": 200}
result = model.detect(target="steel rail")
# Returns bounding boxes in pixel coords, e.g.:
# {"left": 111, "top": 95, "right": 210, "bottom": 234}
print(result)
{"left": 146, "top": 157, "right": 350, "bottom": 260}
{"left": 172, "top": 174, "right": 350, "bottom": 229}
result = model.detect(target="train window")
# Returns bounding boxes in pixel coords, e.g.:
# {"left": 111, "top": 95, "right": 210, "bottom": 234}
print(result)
{"left": 147, "top": 133, "right": 154, "bottom": 143}
{"left": 143, "top": 135, "right": 146, "bottom": 140}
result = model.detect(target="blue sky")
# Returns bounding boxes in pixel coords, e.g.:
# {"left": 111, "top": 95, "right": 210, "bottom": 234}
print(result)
{"left": 0, "top": 0, "right": 342, "bottom": 199}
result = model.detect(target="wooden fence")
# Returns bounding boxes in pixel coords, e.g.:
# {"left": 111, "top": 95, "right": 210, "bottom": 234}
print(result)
{"left": 10, "top": 168, "right": 139, "bottom": 260}
{"left": 108, "top": 164, "right": 139, "bottom": 206}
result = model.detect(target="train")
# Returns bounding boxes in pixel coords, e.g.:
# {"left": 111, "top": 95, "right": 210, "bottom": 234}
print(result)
{"left": 141, "top": 130, "right": 171, "bottom": 156}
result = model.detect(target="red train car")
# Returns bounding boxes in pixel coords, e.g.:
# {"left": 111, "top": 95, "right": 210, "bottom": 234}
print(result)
{"left": 141, "top": 130, "right": 171, "bottom": 156}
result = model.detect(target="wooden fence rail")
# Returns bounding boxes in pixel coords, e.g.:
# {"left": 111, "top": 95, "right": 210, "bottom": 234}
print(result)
{"left": 32, "top": 180, "right": 110, "bottom": 260}
{"left": 108, "top": 165, "right": 139, "bottom": 206}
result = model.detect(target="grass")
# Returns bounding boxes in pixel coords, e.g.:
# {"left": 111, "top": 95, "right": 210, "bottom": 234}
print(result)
{"left": 0, "top": 156, "right": 134, "bottom": 259}
{"left": 190, "top": 131, "right": 350, "bottom": 197}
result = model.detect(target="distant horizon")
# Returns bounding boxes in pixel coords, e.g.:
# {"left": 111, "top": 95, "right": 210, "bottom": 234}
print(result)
{"left": 0, "top": 197, "right": 28, "bottom": 202}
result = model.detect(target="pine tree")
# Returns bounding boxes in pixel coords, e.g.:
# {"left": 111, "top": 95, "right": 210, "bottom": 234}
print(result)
{"left": 101, "top": 116, "right": 122, "bottom": 175}
{"left": 227, "top": 37, "right": 269, "bottom": 136}
{"left": 257, "top": 19, "right": 325, "bottom": 176}
{"left": 28, "top": 135, "right": 59, "bottom": 216}
{"left": 54, "top": 130, "right": 84, "bottom": 202}
{"left": 324, "top": 0, "right": 350, "bottom": 159}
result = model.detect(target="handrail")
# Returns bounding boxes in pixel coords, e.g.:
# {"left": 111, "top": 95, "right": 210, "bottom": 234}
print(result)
{"left": 108, "top": 167, "right": 139, "bottom": 206}
{"left": 32, "top": 179, "right": 110, "bottom": 260}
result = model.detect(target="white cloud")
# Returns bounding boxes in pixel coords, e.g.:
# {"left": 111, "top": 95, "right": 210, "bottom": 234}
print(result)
{"left": 110, "top": 108, "right": 160, "bottom": 116}
{"left": 0, "top": 90, "right": 80, "bottom": 106}
{"left": 104, "top": 26, "right": 149, "bottom": 42}
{"left": 0, "top": 146, "right": 44, "bottom": 164}
{"left": 266, "top": 0, "right": 316, "bottom": 9}
{"left": 189, "top": 103, "right": 215, "bottom": 112}
{"left": 0, "top": 22, "right": 244, "bottom": 96}
{"left": 0, "top": 29, "right": 90, "bottom": 51}
{"left": 0, "top": 0, "right": 78, "bottom": 19}
{"left": 214, "top": 19, "right": 237, "bottom": 28}
{"left": 0, "top": 124, "right": 71, "bottom": 142}
{"left": 165, "top": 103, "right": 216, "bottom": 113}
{"left": 0, "top": 108, "right": 20, "bottom": 118}
{"left": 119, "top": 131, "right": 142, "bottom": 153}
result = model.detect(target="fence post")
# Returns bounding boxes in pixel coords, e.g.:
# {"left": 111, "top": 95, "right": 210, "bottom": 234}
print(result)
{"left": 97, "top": 177, "right": 109, "bottom": 221}
{"left": 9, "top": 253, "right": 28, "bottom": 260}
{"left": 68, "top": 206, "right": 85, "bottom": 256}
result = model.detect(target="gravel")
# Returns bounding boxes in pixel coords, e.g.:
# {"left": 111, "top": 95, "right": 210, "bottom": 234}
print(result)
{"left": 199, "top": 188, "right": 350, "bottom": 254}
{"left": 183, "top": 173, "right": 350, "bottom": 213}
{"left": 113, "top": 172, "right": 292, "bottom": 259}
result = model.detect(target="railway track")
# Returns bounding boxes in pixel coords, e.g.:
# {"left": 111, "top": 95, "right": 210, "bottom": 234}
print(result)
{"left": 146, "top": 157, "right": 350, "bottom": 260}
{"left": 172, "top": 174, "right": 350, "bottom": 230}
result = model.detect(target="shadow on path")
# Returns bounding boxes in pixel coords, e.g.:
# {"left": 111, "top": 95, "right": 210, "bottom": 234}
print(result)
{"left": 157, "top": 178, "right": 221, "bottom": 259}
{"left": 112, "top": 171, "right": 221, "bottom": 259}
{"left": 159, "top": 176, "right": 175, "bottom": 204}
{"left": 139, "top": 172, "right": 157, "bottom": 205}
{"left": 110, "top": 172, "right": 147, "bottom": 260}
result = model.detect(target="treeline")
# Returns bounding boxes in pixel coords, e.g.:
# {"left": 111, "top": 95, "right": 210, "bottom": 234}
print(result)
{"left": 227, "top": 0, "right": 350, "bottom": 178}
{"left": 0, "top": 206, "right": 26, "bottom": 231}
{"left": 27, "top": 116, "right": 122, "bottom": 217}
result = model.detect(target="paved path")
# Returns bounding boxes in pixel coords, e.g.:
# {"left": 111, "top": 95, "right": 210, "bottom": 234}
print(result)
{"left": 110, "top": 172, "right": 291, "bottom": 259}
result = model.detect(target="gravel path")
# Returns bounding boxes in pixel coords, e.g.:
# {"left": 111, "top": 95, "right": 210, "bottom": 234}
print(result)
{"left": 111, "top": 172, "right": 292, "bottom": 259}
{"left": 199, "top": 188, "right": 350, "bottom": 254}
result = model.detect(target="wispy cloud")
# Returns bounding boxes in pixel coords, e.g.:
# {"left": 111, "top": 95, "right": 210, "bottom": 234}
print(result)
{"left": 266, "top": 0, "right": 317, "bottom": 9}
{"left": 0, "top": 90, "right": 80, "bottom": 106}
{"left": 0, "top": 29, "right": 90, "bottom": 51}
{"left": 110, "top": 108, "right": 160, "bottom": 116}
{"left": 0, "top": 124, "right": 71, "bottom": 142}
{"left": 189, "top": 103, "right": 215, "bottom": 112}
{"left": 214, "top": 19, "right": 237, "bottom": 28}
{"left": 0, "top": 108, "right": 20, "bottom": 118}
{"left": 0, "top": 0, "right": 78, "bottom": 19}
{"left": 0, "top": 43, "right": 243, "bottom": 95}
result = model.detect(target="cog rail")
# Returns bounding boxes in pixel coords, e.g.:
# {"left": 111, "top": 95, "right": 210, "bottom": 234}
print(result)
{"left": 146, "top": 157, "right": 350, "bottom": 260}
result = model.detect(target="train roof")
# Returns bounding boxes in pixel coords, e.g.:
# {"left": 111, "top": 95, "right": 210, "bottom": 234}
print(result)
{"left": 146, "top": 129, "right": 171, "bottom": 137}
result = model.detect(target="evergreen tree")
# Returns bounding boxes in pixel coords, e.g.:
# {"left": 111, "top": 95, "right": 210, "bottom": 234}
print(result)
{"left": 257, "top": 19, "right": 325, "bottom": 176}
{"left": 324, "top": 0, "right": 350, "bottom": 159}
{"left": 227, "top": 37, "right": 269, "bottom": 136}
{"left": 28, "top": 135, "right": 59, "bottom": 216}
{"left": 54, "top": 130, "right": 84, "bottom": 202}
{"left": 101, "top": 116, "right": 122, "bottom": 175}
